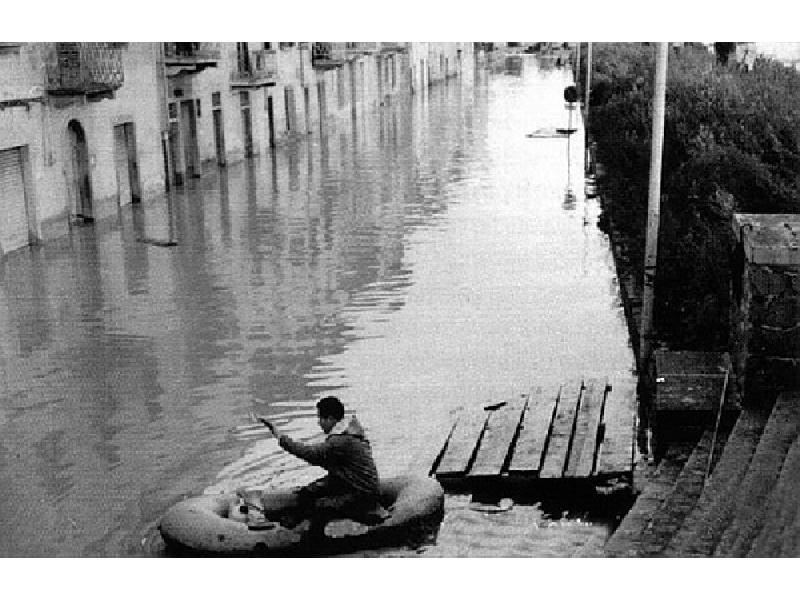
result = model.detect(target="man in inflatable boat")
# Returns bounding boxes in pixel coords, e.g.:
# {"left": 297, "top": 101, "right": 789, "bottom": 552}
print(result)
{"left": 256, "top": 396, "right": 390, "bottom": 533}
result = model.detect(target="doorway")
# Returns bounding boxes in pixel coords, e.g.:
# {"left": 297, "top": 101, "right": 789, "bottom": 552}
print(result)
{"left": 240, "top": 91, "right": 253, "bottom": 157}
{"left": 349, "top": 61, "right": 357, "bottom": 116}
{"left": 113, "top": 122, "right": 141, "bottom": 205}
{"left": 180, "top": 99, "right": 199, "bottom": 178}
{"left": 213, "top": 108, "right": 226, "bottom": 165}
{"left": 316, "top": 81, "right": 326, "bottom": 136}
{"left": 67, "top": 119, "right": 92, "bottom": 219}
{"left": 284, "top": 87, "right": 296, "bottom": 134}
{"left": 266, "top": 95, "right": 276, "bottom": 148}
{"left": 303, "top": 86, "right": 311, "bottom": 134}
{"left": 377, "top": 56, "right": 384, "bottom": 98}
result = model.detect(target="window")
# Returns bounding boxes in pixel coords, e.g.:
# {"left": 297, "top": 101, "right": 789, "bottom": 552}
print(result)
{"left": 237, "top": 42, "right": 251, "bottom": 74}
{"left": 196, "top": 98, "right": 201, "bottom": 117}
{"left": 239, "top": 91, "right": 250, "bottom": 107}
{"left": 212, "top": 92, "right": 221, "bottom": 107}
{"left": 263, "top": 43, "right": 272, "bottom": 51}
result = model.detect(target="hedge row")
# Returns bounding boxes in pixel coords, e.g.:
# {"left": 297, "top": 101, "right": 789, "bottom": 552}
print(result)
{"left": 582, "top": 43, "right": 800, "bottom": 350}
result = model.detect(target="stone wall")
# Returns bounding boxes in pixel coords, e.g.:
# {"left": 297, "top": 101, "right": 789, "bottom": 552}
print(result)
{"left": 732, "top": 214, "right": 800, "bottom": 404}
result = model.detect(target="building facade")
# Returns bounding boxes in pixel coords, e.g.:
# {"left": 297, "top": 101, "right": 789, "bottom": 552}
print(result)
{"left": 0, "top": 42, "right": 166, "bottom": 254}
{"left": 408, "top": 43, "right": 474, "bottom": 94}
{"left": 1, "top": 42, "right": 474, "bottom": 258}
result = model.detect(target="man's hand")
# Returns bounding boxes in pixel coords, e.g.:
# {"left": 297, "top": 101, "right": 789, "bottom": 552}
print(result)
{"left": 249, "top": 412, "right": 279, "bottom": 436}
{"left": 258, "top": 417, "right": 278, "bottom": 436}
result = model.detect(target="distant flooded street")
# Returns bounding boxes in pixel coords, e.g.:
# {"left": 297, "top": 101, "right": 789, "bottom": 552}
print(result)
{"left": 0, "top": 56, "right": 634, "bottom": 556}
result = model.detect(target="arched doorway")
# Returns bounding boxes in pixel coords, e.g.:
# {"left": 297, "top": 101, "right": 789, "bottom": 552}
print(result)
{"left": 67, "top": 119, "right": 93, "bottom": 220}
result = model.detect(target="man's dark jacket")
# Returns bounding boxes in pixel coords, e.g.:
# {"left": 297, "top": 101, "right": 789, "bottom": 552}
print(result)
{"left": 278, "top": 415, "right": 380, "bottom": 497}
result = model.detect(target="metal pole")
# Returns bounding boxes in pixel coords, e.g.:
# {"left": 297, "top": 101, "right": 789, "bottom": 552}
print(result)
{"left": 157, "top": 43, "right": 174, "bottom": 190}
{"left": 639, "top": 42, "right": 669, "bottom": 373}
{"left": 584, "top": 42, "right": 592, "bottom": 172}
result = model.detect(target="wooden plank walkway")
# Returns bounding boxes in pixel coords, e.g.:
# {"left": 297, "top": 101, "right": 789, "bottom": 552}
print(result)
{"left": 596, "top": 377, "right": 637, "bottom": 475}
{"left": 508, "top": 384, "right": 561, "bottom": 474}
{"left": 435, "top": 409, "right": 490, "bottom": 477}
{"left": 540, "top": 380, "right": 584, "bottom": 479}
{"left": 469, "top": 397, "right": 527, "bottom": 477}
{"left": 431, "top": 377, "right": 637, "bottom": 487}
{"left": 566, "top": 379, "right": 608, "bottom": 478}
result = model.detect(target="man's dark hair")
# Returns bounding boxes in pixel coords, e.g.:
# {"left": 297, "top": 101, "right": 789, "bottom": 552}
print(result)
{"left": 316, "top": 396, "right": 344, "bottom": 420}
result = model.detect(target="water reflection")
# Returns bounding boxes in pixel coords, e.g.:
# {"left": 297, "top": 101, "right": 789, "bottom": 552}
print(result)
{"left": 0, "top": 57, "right": 633, "bottom": 557}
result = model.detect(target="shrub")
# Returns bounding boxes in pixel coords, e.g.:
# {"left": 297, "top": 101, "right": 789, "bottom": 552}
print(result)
{"left": 584, "top": 43, "right": 800, "bottom": 350}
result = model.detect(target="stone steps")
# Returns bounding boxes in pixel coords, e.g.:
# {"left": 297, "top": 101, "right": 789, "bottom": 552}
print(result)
{"left": 715, "top": 391, "right": 800, "bottom": 556}
{"left": 748, "top": 431, "right": 800, "bottom": 556}
{"left": 663, "top": 406, "right": 771, "bottom": 557}
{"left": 602, "top": 442, "right": 694, "bottom": 557}
{"left": 635, "top": 429, "right": 716, "bottom": 557}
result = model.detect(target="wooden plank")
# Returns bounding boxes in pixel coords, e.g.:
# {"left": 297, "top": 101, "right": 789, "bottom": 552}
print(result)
{"left": 434, "top": 409, "right": 489, "bottom": 477}
{"left": 468, "top": 397, "right": 527, "bottom": 477}
{"left": 540, "top": 380, "right": 583, "bottom": 478}
{"left": 565, "top": 378, "right": 608, "bottom": 478}
{"left": 508, "top": 384, "right": 561, "bottom": 474}
{"left": 595, "top": 377, "right": 637, "bottom": 476}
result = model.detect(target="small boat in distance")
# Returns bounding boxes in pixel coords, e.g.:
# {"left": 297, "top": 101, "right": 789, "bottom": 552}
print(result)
{"left": 526, "top": 127, "right": 572, "bottom": 139}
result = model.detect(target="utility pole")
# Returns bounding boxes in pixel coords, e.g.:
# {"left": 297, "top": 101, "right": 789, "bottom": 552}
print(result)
{"left": 639, "top": 42, "right": 669, "bottom": 374}
{"left": 584, "top": 42, "right": 592, "bottom": 172}
{"left": 575, "top": 42, "right": 581, "bottom": 91}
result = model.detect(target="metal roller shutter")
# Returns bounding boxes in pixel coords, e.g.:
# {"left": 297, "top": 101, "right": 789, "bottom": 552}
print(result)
{"left": 0, "top": 147, "right": 29, "bottom": 254}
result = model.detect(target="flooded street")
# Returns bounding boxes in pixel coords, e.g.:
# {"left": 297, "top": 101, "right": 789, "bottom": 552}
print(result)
{"left": 0, "top": 56, "right": 634, "bottom": 557}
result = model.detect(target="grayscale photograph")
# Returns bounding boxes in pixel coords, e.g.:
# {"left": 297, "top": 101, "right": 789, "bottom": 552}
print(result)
{"left": 1, "top": 31, "right": 799, "bottom": 583}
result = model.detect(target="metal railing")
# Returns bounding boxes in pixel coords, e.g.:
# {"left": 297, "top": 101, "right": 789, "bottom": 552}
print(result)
{"left": 163, "top": 42, "right": 221, "bottom": 62}
{"left": 311, "top": 42, "right": 346, "bottom": 66}
{"left": 380, "top": 42, "right": 408, "bottom": 53}
{"left": 346, "top": 42, "right": 380, "bottom": 55}
{"left": 45, "top": 42, "right": 124, "bottom": 95}
{"left": 231, "top": 50, "right": 277, "bottom": 86}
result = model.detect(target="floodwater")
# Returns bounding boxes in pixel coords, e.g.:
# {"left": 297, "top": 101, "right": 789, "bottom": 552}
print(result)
{"left": 0, "top": 56, "right": 634, "bottom": 557}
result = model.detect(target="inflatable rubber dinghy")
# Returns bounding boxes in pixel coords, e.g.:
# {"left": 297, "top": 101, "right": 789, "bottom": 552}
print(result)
{"left": 159, "top": 475, "right": 444, "bottom": 556}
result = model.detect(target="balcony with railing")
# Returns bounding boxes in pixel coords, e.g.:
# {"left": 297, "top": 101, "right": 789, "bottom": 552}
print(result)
{"left": 45, "top": 42, "right": 124, "bottom": 97}
{"left": 231, "top": 49, "right": 277, "bottom": 88}
{"left": 163, "top": 42, "right": 220, "bottom": 76}
{"left": 311, "top": 42, "right": 346, "bottom": 69}
{"left": 345, "top": 42, "right": 380, "bottom": 57}
{"left": 380, "top": 42, "right": 408, "bottom": 53}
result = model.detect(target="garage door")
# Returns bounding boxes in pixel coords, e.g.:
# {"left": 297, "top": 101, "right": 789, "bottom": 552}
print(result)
{"left": 0, "top": 147, "right": 30, "bottom": 254}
